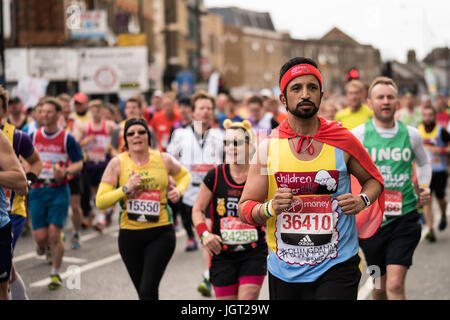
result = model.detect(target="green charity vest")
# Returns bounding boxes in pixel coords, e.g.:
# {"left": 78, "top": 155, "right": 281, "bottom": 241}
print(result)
{"left": 363, "top": 120, "right": 417, "bottom": 227}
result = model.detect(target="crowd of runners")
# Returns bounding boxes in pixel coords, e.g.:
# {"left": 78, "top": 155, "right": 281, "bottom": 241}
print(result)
{"left": 0, "top": 56, "right": 449, "bottom": 300}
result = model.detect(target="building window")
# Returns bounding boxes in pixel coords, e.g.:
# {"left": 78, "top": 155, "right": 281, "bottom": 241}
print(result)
{"left": 210, "top": 34, "right": 215, "bottom": 54}
{"left": 188, "top": 14, "right": 197, "bottom": 41}
{"left": 165, "top": 0, "right": 177, "bottom": 24}
{"left": 167, "top": 31, "right": 178, "bottom": 58}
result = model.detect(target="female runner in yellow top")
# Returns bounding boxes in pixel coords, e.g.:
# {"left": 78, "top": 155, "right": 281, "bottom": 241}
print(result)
{"left": 96, "top": 118, "right": 190, "bottom": 300}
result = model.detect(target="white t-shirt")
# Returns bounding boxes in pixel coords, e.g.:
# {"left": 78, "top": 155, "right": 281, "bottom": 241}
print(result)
{"left": 167, "top": 125, "right": 224, "bottom": 206}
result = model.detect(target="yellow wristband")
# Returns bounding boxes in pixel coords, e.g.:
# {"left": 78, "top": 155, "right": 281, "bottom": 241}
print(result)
{"left": 269, "top": 200, "right": 276, "bottom": 216}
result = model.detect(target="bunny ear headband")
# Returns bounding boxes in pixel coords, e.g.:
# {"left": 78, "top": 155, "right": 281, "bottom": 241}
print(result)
{"left": 222, "top": 119, "right": 254, "bottom": 143}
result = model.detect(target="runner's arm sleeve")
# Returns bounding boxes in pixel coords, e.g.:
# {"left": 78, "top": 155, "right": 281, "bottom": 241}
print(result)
{"left": 96, "top": 182, "right": 125, "bottom": 210}
{"left": 16, "top": 130, "right": 35, "bottom": 158}
{"left": 408, "top": 126, "right": 432, "bottom": 186}
{"left": 66, "top": 133, "right": 84, "bottom": 162}
{"left": 172, "top": 165, "right": 190, "bottom": 195}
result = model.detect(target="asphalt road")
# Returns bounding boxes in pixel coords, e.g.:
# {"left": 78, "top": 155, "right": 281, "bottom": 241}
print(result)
{"left": 12, "top": 201, "right": 450, "bottom": 300}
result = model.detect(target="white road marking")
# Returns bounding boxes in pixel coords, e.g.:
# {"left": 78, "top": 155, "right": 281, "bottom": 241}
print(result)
{"left": 13, "top": 225, "right": 120, "bottom": 263}
{"left": 28, "top": 228, "right": 189, "bottom": 288}
{"left": 30, "top": 254, "right": 122, "bottom": 288}
{"left": 35, "top": 255, "right": 88, "bottom": 264}
{"left": 13, "top": 252, "right": 37, "bottom": 263}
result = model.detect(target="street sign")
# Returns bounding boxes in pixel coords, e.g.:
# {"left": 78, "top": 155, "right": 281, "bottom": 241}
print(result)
{"left": 78, "top": 46, "right": 149, "bottom": 94}
{"left": 71, "top": 10, "right": 107, "bottom": 39}
{"left": 177, "top": 71, "right": 195, "bottom": 96}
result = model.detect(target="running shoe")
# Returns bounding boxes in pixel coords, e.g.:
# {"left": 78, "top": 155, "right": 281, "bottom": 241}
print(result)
{"left": 197, "top": 277, "right": 212, "bottom": 297}
{"left": 425, "top": 229, "right": 437, "bottom": 243}
{"left": 48, "top": 274, "right": 62, "bottom": 290}
{"left": 438, "top": 217, "right": 447, "bottom": 231}
{"left": 71, "top": 233, "right": 81, "bottom": 249}
{"left": 94, "top": 221, "right": 105, "bottom": 233}
{"left": 185, "top": 238, "right": 198, "bottom": 252}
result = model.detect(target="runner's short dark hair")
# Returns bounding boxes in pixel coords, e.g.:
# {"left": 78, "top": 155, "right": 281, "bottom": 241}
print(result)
{"left": 42, "top": 97, "right": 62, "bottom": 112}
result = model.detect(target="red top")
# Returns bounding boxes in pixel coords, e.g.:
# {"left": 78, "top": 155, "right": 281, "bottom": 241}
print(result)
{"left": 149, "top": 110, "right": 181, "bottom": 151}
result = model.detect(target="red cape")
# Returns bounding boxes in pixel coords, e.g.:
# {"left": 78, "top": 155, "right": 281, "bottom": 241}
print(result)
{"left": 269, "top": 117, "right": 385, "bottom": 239}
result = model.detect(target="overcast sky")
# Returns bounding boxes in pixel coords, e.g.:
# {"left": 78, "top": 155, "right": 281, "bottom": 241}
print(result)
{"left": 204, "top": 0, "right": 449, "bottom": 63}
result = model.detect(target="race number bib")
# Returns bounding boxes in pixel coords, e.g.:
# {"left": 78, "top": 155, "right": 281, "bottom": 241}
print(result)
{"left": 127, "top": 189, "right": 161, "bottom": 223}
{"left": 279, "top": 196, "right": 334, "bottom": 247}
{"left": 275, "top": 195, "right": 339, "bottom": 265}
{"left": 383, "top": 189, "right": 402, "bottom": 220}
{"left": 86, "top": 136, "right": 110, "bottom": 162}
{"left": 87, "top": 146, "right": 107, "bottom": 162}
{"left": 40, "top": 161, "right": 55, "bottom": 179}
{"left": 220, "top": 216, "right": 258, "bottom": 252}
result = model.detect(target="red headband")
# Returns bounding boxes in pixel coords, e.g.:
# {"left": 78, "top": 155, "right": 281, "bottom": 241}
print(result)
{"left": 280, "top": 64, "right": 323, "bottom": 94}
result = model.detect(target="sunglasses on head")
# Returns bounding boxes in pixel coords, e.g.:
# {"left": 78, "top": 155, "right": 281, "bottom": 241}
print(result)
{"left": 126, "top": 130, "right": 147, "bottom": 137}
{"left": 223, "top": 139, "right": 246, "bottom": 147}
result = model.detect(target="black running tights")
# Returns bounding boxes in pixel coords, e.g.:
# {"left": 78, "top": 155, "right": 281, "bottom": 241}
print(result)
{"left": 118, "top": 225, "right": 176, "bottom": 300}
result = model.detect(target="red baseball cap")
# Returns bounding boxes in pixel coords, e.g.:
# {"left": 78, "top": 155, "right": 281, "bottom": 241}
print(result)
{"left": 73, "top": 93, "right": 88, "bottom": 104}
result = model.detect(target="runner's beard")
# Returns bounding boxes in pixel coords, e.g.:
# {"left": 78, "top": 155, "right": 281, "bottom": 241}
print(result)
{"left": 424, "top": 121, "right": 436, "bottom": 133}
{"left": 287, "top": 100, "right": 319, "bottom": 119}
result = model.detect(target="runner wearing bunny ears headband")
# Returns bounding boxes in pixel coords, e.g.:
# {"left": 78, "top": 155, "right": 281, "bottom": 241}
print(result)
{"left": 192, "top": 119, "right": 267, "bottom": 300}
{"left": 222, "top": 119, "right": 255, "bottom": 164}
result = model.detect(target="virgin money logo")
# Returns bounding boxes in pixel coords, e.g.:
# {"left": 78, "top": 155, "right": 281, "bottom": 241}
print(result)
{"left": 284, "top": 197, "right": 303, "bottom": 213}
{"left": 284, "top": 195, "right": 332, "bottom": 213}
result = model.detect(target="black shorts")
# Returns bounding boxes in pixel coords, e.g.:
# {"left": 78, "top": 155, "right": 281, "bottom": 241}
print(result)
{"left": 359, "top": 211, "right": 422, "bottom": 276}
{"left": 0, "top": 222, "right": 12, "bottom": 283}
{"left": 268, "top": 254, "right": 361, "bottom": 300}
{"left": 69, "top": 175, "right": 83, "bottom": 195}
{"left": 210, "top": 244, "right": 268, "bottom": 297}
{"left": 430, "top": 171, "right": 447, "bottom": 199}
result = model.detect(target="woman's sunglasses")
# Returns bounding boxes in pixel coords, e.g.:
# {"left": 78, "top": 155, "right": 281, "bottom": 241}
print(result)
{"left": 223, "top": 139, "right": 247, "bottom": 147}
{"left": 126, "top": 130, "right": 147, "bottom": 137}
